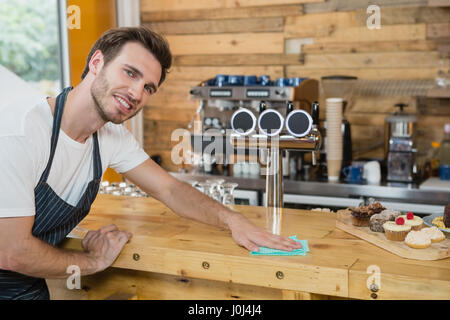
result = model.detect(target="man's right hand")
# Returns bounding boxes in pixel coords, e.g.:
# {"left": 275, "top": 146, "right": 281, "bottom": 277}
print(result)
{"left": 81, "top": 224, "right": 132, "bottom": 272}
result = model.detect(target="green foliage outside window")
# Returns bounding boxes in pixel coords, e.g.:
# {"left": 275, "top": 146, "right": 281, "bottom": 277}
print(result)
{"left": 0, "top": 0, "right": 60, "bottom": 82}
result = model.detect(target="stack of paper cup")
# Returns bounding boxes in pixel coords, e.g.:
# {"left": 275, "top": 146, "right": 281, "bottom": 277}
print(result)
{"left": 326, "top": 98, "right": 343, "bottom": 181}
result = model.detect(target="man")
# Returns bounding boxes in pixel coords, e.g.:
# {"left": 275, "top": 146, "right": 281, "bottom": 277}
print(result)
{"left": 0, "top": 27, "right": 302, "bottom": 300}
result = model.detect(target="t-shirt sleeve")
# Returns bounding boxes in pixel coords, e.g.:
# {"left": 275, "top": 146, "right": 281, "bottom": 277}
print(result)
{"left": 107, "top": 125, "right": 149, "bottom": 174}
{"left": 0, "top": 136, "right": 36, "bottom": 218}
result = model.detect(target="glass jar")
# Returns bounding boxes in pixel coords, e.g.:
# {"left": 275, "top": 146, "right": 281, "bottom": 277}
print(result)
{"left": 222, "top": 182, "right": 238, "bottom": 206}
{"left": 197, "top": 182, "right": 213, "bottom": 198}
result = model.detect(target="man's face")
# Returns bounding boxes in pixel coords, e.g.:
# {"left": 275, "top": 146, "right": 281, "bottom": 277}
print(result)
{"left": 90, "top": 42, "right": 162, "bottom": 124}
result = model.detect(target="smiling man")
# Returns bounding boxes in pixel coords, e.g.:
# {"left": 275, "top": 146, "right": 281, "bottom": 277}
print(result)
{"left": 0, "top": 27, "right": 302, "bottom": 300}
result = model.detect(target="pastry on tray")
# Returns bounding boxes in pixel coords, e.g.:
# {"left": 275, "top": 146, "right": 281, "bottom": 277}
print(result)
{"left": 398, "top": 212, "right": 424, "bottom": 231}
{"left": 432, "top": 216, "right": 450, "bottom": 231}
{"left": 404, "top": 230, "right": 432, "bottom": 249}
{"left": 369, "top": 209, "right": 401, "bottom": 233}
{"left": 383, "top": 217, "right": 411, "bottom": 241}
{"left": 349, "top": 202, "right": 386, "bottom": 227}
{"left": 421, "top": 226, "right": 445, "bottom": 243}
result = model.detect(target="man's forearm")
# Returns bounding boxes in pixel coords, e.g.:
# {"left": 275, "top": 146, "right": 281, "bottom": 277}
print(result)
{"left": 164, "top": 180, "right": 235, "bottom": 229}
{"left": 3, "top": 234, "right": 98, "bottom": 279}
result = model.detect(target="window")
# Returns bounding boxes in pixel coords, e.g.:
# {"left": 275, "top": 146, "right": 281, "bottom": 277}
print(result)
{"left": 0, "top": 0, "right": 64, "bottom": 96}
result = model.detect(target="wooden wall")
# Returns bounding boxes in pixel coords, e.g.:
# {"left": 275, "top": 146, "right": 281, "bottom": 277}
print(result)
{"left": 140, "top": 0, "right": 450, "bottom": 172}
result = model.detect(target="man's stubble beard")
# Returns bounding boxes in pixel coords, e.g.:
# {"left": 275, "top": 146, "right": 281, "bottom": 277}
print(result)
{"left": 91, "top": 69, "right": 141, "bottom": 125}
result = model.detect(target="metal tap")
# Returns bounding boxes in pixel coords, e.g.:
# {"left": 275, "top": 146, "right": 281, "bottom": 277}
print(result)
{"left": 230, "top": 102, "right": 321, "bottom": 235}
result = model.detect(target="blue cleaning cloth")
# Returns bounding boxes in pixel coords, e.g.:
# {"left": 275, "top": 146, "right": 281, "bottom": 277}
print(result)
{"left": 250, "top": 235, "right": 310, "bottom": 256}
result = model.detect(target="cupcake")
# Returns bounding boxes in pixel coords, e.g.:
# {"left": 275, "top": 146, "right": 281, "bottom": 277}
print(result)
{"left": 421, "top": 226, "right": 445, "bottom": 243}
{"left": 370, "top": 214, "right": 388, "bottom": 232}
{"left": 351, "top": 211, "right": 371, "bottom": 227}
{"left": 350, "top": 202, "right": 386, "bottom": 227}
{"left": 369, "top": 209, "right": 401, "bottom": 233}
{"left": 383, "top": 217, "right": 411, "bottom": 241}
{"left": 380, "top": 209, "right": 401, "bottom": 221}
{"left": 399, "top": 212, "right": 423, "bottom": 231}
{"left": 405, "top": 230, "right": 432, "bottom": 249}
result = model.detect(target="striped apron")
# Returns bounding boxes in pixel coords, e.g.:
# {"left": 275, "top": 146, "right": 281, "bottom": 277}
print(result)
{"left": 0, "top": 87, "right": 102, "bottom": 299}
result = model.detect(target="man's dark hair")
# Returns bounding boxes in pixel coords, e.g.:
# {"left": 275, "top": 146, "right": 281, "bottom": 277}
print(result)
{"left": 81, "top": 26, "right": 172, "bottom": 86}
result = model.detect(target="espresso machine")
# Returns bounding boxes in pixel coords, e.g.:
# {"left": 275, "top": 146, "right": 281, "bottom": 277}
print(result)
{"left": 189, "top": 75, "right": 322, "bottom": 235}
{"left": 188, "top": 75, "right": 320, "bottom": 174}
{"left": 385, "top": 103, "right": 418, "bottom": 182}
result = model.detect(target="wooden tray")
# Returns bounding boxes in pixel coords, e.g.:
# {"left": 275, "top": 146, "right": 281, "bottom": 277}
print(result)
{"left": 336, "top": 210, "right": 450, "bottom": 261}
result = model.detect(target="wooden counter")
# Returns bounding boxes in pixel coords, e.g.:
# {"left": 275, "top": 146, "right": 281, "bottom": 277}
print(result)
{"left": 47, "top": 194, "right": 450, "bottom": 300}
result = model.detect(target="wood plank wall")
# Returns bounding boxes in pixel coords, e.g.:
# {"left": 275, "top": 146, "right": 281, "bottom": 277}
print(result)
{"left": 140, "top": 0, "right": 450, "bottom": 172}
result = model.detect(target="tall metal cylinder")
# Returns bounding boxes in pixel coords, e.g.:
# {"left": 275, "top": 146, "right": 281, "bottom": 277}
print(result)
{"left": 265, "top": 146, "right": 283, "bottom": 235}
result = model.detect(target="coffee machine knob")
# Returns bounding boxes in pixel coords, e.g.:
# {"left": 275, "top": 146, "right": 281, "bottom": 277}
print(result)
{"left": 285, "top": 110, "right": 313, "bottom": 138}
{"left": 258, "top": 109, "right": 284, "bottom": 137}
{"left": 231, "top": 108, "right": 256, "bottom": 136}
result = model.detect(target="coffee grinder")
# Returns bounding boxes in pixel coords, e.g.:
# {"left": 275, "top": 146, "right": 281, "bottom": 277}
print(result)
{"left": 385, "top": 103, "right": 418, "bottom": 182}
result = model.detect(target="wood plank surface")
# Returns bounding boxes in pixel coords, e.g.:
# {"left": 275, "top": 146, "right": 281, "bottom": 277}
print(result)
{"left": 303, "top": 0, "right": 428, "bottom": 13}
{"left": 62, "top": 195, "right": 350, "bottom": 297}
{"left": 48, "top": 268, "right": 283, "bottom": 300}
{"left": 310, "top": 24, "right": 427, "bottom": 43}
{"left": 348, "top": 258, "right": 450, "bottom": 299}
{"left": 141, "top": 0, "right": 322, "bottom": 13}
{"left": 325, "top": 228, "right": 450, "bottom": 300}
{"left": 141, "top": 4, "right": 304, "bottom": 22}
{"left": 167, "top": 66, "right": 284, "bottom": 80}
{"left": 173, "top": 54, "right": 304, "bottom": 66}
{"left": 143, "top": 149, "right": 182, "bottom": 172}
{"left": 427, "top": 23, "right": 450, "bottom": 39}
{"left": 144, "top": 17, "right": 284, "bottom": 35}
{"left": 165, "top": 33, "right": 284, "bottom": 55}
{"left": 285, "top": 7, "right": 450, "bottom": 38}
{"left": 428, "top": 0, "right": 450, "bottom": 6}
{"left": 302, "top": 40, "right": 440, "bottom": 54}
{"left": 57, "top": 195, "right": 450, "bottom": 300}
{"left": 285, "top": 67, "right": 438, "bottom": 80}
{"left": 291, "top": 51, "right": 438, "bottom": 69}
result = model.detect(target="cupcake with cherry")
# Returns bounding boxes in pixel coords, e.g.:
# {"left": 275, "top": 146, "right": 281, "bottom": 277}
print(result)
{"left": 383, "top": 216, "right": 411, "bottom": 241}
{"left": 398, "top": 212, "right": 424, "bottom": 231}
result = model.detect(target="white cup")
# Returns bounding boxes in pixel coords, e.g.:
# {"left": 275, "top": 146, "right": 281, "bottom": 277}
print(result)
{"left": 250, "top": 162, "right": 260, "bottom": 176}
{"left": 233, "top": 162, "right": 242, "bottom": 176}
{"left": 363, "top": 161, "right": 381, "bottom": 184}
{"left": 242, "top": 162, "right": 251, "bottom": 176}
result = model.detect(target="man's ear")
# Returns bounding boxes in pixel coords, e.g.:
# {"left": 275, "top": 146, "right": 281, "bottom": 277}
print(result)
{"left": 88, "top": 50, "right": 104, "bottom": 76}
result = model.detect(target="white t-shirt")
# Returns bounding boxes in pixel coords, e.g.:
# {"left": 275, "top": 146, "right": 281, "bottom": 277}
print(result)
{"left": 0, "top": 95, "right": 149, "bottom": 218}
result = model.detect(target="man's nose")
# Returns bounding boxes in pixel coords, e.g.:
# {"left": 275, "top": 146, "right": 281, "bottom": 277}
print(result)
{"left": 128, "top": 81, "right": 144, "bottom": 105}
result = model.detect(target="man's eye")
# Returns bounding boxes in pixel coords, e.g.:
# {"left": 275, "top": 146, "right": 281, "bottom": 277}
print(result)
{"left": 126, "top": 70, "right": 134, "bottom": 77}
{"left": 144, "top": 86, "right": 153, "bottom": 94}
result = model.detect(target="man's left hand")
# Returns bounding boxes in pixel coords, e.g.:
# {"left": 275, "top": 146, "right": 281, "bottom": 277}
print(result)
{"left": 226, "top": 213, "right": 303, "bottom": 252}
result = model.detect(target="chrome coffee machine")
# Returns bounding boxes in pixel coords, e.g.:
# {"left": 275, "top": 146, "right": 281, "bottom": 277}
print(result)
{"left": 188, "top": 75, "right": 320, "bottom": 174}
{"left": 189, "top": 75, "right": 319, "bottom": 133}
{"left": 189, "top": 74, "right": 322, "bottom": 235}
{"left": 385, "top": 103, "right": 418, "bottom": 182}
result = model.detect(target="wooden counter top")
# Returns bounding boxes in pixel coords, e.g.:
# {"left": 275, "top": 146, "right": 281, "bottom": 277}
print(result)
{"left": 58, "top": 194, "right": 450, "bottom": 300}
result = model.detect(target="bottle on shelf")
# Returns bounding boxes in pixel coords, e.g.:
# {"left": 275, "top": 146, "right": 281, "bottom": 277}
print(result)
{"left": 439, "top": 124, "right": 450, "bottom": 180}
{"left": 429, "top": 141, "right": 441, "bottom": 177}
